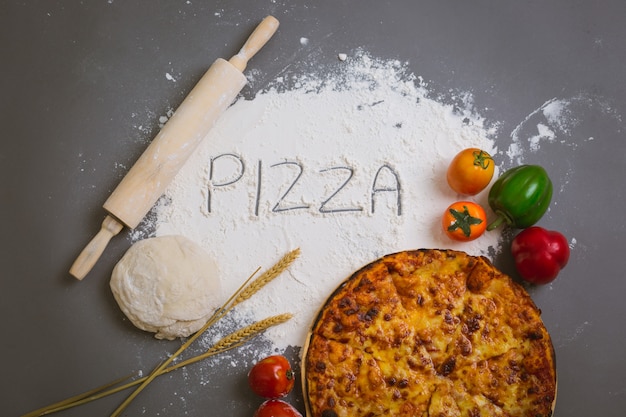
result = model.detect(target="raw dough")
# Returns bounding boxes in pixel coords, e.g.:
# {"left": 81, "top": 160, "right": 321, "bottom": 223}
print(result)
{"left": 110, "top": 235, "right": 222, "bottom": 340}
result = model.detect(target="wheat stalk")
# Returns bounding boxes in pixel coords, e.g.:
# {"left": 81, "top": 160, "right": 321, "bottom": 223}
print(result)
{"left": 21, "top": 374, "right": 136, "bottom": 417}
{"left": 232, "top": 248, "right": 301, "bottom": 307}
{"left": 205, "top": 313, "right": 293, "bottom": 355}
{"left": 109, "top": 248, "right": 300, "bottom": 417}
{"left": 22, "top": 248, "right": 301, "bottom": 417}
{"left": 23, "top": 313, "right": 292, "bottom": 416}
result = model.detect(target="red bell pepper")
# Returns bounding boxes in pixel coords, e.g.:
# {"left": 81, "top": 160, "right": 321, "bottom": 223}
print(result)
{"left": 511, "top": 226, "right": 570, "bottom": 284}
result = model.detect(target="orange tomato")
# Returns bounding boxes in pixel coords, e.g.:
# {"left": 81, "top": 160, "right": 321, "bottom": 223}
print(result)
{"left": 442, "top": 201, "right": 487, "bottom": 242}
{"left": 446, "top": 148, "right": 495, "bottom": 195}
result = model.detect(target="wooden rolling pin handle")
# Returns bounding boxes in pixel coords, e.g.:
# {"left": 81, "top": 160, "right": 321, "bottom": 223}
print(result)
{"left": 229, "top": 15, "right": 280, "bottom": 72}
{"left": 69, "top": 215, "right": 124, "bottom": 280}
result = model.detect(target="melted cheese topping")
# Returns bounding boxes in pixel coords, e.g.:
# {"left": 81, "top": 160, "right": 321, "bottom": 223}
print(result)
{"left": 304, "top": 250, "right": 556, "bottom": 417}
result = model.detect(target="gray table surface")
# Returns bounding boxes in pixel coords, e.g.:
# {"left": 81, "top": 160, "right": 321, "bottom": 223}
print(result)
{"left": 2, "top": 1, "right": 625, "bottom": 416}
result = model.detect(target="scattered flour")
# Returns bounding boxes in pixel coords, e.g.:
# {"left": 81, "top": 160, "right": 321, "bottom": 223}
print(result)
{"left": 146, "top": 51, "right": 503, "bottom": 356}
{"left": 506, "top": 93, "right": 620, "bottom": 164}
{"left": 125, "top": 47, "right": 623, "bottom": 379}
{"left": 130, "top": 51, "right": 619, "bottom": 366}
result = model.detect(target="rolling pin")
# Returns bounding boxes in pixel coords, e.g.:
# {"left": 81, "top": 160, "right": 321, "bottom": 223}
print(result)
{"left": 70, "top": 15, "right": 280, "bottom": 280}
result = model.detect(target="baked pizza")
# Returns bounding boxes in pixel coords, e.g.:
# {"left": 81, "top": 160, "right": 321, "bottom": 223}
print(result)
{"left": 302, "top": 249, "right": 556, "bottom": 417}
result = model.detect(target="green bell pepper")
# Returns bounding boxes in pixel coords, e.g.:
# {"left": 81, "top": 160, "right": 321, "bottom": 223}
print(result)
{"left": 487, "top": 165, "right": 552, "bottom": 230}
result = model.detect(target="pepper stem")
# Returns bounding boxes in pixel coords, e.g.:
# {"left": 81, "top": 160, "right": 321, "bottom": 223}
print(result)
{"left": 487, "top": 215, "right": 506, "bottom": 231}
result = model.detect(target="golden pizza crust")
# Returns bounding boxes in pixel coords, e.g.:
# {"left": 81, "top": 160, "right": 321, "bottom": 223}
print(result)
{"left": 302, "top": 249, "right": 556, "bottom": 417}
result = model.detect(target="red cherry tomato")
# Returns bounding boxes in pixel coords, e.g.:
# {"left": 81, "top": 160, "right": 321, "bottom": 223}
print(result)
{"left": 248, "top": 355, "right": 295, "bottom": 399}
{"left": 254, "top": 399, "right": 303, "bottom": 417}
{"left": 511, "top": 226, "right": 570, "bottom": 284}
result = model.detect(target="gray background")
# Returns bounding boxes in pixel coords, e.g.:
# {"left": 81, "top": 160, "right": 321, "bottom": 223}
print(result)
{"left": 2, "top": 1, "right": 625, "bottom": 416}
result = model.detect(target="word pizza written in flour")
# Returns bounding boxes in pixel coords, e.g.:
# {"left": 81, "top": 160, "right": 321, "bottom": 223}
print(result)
{"left": 205, "top": 153, "right": 403, "bottom": 217}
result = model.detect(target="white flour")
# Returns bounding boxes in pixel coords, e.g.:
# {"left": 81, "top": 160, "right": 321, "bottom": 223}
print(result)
{"left": 506, "top": 93, "right": 617, "bottom": 165}
{"left": 143, "top": 52, "right": 504, "bottom": 356}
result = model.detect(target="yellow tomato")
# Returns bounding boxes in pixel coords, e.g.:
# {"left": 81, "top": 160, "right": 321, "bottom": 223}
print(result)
{"left": 446, "top": 148, "right": 495, "bottom": 195}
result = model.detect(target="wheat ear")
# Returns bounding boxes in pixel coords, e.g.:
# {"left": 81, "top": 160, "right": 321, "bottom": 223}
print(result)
{"left": 109, "top": 248, "right": 300, "bottom": 417}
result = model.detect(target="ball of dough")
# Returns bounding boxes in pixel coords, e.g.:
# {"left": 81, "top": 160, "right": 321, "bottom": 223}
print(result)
{"left": 110, "top": 235, "right": 222, "bottom": 340}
